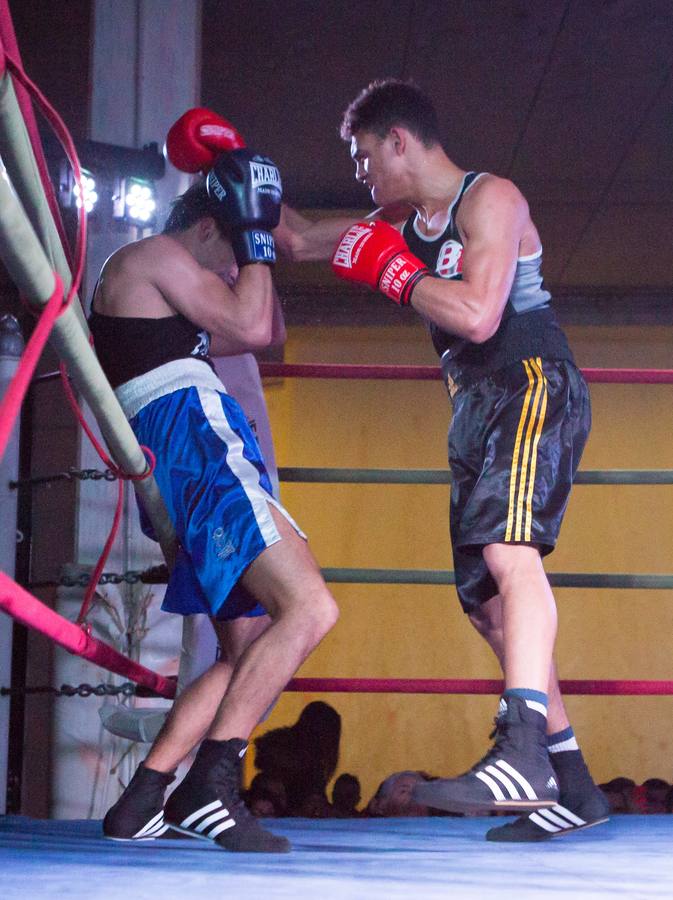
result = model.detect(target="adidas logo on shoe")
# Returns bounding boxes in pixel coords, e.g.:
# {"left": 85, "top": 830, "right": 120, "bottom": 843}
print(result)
{"left": 475, "top": 759, "right": 544, "bottom": 804}
{"left": 172, "top": 799, "right": 237, "bottom": 842}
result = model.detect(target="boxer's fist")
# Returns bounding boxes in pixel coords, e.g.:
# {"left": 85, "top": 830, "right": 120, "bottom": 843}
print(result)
{"left": 207, "top": 148, "right": 282, "bottom": 265}
{"left": 331, "top": 221, "right": 428, "bottom": 306}
{"left": 165, "top": 107, "right": 246, "bottom": 174}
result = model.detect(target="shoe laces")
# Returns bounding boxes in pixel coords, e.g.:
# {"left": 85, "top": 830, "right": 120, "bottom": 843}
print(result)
{"left": 468, "top": 713, "right": 508, "bottom": 774}
{"left": 206, "top": 757, "right": 260, "bottom": 825}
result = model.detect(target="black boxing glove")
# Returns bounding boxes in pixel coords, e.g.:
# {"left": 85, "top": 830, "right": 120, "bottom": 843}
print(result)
{"left": 206, "top": 148, "right": 282, "bottom": 266}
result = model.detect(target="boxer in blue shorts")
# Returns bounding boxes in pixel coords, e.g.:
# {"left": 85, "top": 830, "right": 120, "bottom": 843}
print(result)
{"left": 276, "top": 78, "right": 608, "bottom": 841}
{"left": 92, "top": 121, "right": 338, "bottom": 852}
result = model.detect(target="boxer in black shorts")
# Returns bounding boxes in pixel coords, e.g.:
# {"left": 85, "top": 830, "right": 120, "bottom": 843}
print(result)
{"left": 276, "top": 78, "right": 608, "bottom": 840}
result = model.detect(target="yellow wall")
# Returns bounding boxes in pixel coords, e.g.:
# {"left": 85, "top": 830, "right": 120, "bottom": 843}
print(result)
{"left": 250, "top": 322, "right": 673, "bottom": 806}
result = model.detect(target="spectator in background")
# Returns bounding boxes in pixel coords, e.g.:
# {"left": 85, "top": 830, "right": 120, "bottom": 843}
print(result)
{"left": 366, "top": 771, "right": 434, "bottom": 817}
{"left": 665, "top": 785, "right": 673, "bottom": 814}
{"left": 636, "top": 778, "right": 670, "bottom": 814}
{"left": 599, "top": 777, "right": 637, "bottom": 813}
{"left": 295, "top": 792, "right": 336, "bottom": 818}
{"left": 254, "top": 701, "right": 342, "bottom": 815}
{"left": 245, "top": 772, "right": 288, "bottom": 818}
{"left": 332, "top": 773, "right": 363, "bottom": 818}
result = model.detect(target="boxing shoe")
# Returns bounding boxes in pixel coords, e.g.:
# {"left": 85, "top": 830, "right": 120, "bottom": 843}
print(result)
{"left": 486, "top": 788, "right": 609, "bottom": 841}
{"left": 486, "top": 749, "right": 610, "bottom": 841}
{"left": 103, "top": 763, "right": 174, "bottom": 840}
{"left": 164, "top": 738, "right": 290, "bottom": 852}
{"left": 412, "top": 695, "right": 559, "bottom": 815}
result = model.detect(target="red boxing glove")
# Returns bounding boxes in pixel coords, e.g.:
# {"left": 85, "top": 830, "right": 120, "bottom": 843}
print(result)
{"left": 331, "top": 220, "right": 428, "bottom": 306}
{"left": 165, "top": 107, "right": 246, "bottom": 174}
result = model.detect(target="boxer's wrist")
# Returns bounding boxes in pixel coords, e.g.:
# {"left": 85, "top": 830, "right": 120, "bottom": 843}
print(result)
{"left": 231, "top": 230, "right": 276, "bottom": 267}
{"left": 376, "top": 252, "right": 428, "bottom": 306}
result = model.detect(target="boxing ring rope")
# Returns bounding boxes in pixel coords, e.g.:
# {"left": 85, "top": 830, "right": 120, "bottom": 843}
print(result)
{"left": 259, "top": 362, "right": 673, "bottom": 384}
{"left": 0, "top": 39, "right": 177, "bottom": 698}
{"left": 268, "top": 360, "right": 673, "bottom": 697}
{"left": 279, "top": 467, "right": 673, "bottom": 485}
{"left": 287, "top": 678, "right": 673, "bottom": 696}
{"left": 0, "top": 572, "right": 175, "bottom": 698}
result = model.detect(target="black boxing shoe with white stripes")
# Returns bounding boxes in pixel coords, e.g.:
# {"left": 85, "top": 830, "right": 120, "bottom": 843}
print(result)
{"left": 486, "top": 745, "right": 610, "bottom": 842}
{"left": 163, "top": 738, "right": 290, "bottom": 853}
{"left": 412, "top": 695, "right": 559, "bottom": 815}
{"left": 485, "top": 786, "right": 610, "bottom": 841}
{"left": 102, "top": 763, "right": 175, "bottom": 841}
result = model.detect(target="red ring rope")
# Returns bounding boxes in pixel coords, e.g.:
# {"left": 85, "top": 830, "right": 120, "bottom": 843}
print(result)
{"left": 259, "top": 363, "right": 673, "bottom": 384}
{"left": 288, "top": 677, "right": 673, "bottom": 696}
{"left": 0, "top": 571, "right": 175, "bottom": 699}
{"left": 0, "top": 274, "right": 64, "bottom": 461}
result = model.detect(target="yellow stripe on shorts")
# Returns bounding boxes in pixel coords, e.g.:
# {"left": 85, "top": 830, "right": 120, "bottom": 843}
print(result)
{"left": 505, "top": 358, "right": 548, "bottom": 542}
{"left": 524, "top": 358, "right": 548, "bottom": 540}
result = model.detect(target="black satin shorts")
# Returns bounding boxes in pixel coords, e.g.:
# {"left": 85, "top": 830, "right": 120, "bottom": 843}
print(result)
{"left": 448, "top": 357, "right": 591, "bottom": 612}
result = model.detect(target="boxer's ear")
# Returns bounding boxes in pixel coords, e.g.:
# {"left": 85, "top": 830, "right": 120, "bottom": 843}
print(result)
{"left": 389, "top": 126, "right": 407, "bottom": 155}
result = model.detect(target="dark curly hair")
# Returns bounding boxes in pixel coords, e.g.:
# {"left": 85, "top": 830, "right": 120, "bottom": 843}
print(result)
{"left": 340, "top": 78, "right": 440, "bottom": 147}
{"left": 162, "top": 180, "right": 231, "bottom": 238}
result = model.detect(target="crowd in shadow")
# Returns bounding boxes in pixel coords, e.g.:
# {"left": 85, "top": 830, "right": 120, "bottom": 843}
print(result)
{"left": 244, "top": 702, "right": 673, "bottom": 819}
{"left": 599, "top": 777, "right": 673, "bottom": 815}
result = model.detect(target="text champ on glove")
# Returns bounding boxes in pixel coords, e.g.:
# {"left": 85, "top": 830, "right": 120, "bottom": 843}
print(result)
{"left": 331, "top": 220, "right": 428, "bottom": 306}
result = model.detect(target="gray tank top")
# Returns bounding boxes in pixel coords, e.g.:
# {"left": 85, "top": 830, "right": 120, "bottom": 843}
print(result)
{"left": 401, "top": 172, "right": 572, "bottom": 379}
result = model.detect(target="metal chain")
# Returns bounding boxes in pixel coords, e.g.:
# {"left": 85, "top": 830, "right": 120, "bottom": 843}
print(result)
{"left": 58, "top": 564, "right": 169, "bottom": 587}
{"left": 0, "top": 681, "right": 139, "bottom": 698}
{"left": 10, "top": 467, "right": 118, "bottom": 489}
{"left": 69, "top": 467, "right": 118, "bottom": 482}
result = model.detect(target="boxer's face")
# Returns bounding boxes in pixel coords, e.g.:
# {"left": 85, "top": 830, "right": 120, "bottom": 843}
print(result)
{"left": 350, "top": 130, "right": 404, "bottom": 206}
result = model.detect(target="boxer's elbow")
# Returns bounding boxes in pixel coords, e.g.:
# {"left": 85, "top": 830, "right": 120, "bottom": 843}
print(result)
{"left": 463, "top": 293, "right": 504, "bottom": 344}
{"left": 241, "top": 316, "right": 273, "bottom": 351}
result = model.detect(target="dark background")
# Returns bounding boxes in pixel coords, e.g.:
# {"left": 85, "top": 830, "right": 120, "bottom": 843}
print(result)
{"left": 7, "top": 0, "right": 673, "bottom": 295}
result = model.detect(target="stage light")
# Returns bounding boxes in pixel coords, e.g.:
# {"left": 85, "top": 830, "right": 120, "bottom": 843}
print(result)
{"left": 59, "top": 166, "right": 98, "bottom": 214}
{"left": 113, "top": 176, "right": 157, "bottom": 228}
{"left": 73, "top": 172, "right": 98, "bottom": 213}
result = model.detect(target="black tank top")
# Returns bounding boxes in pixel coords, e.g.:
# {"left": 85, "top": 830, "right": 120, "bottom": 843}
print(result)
{"left": 88, "top": 308, "right": 214, "bottom": 389}
{"left": 402, "top": 172, "right": 573, "bottom": 380}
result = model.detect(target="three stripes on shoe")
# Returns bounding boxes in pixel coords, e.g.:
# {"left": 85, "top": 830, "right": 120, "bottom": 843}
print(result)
{"left": 130, "top": 810, "right": 169, "bottom": 840}
{"left": 172, "top": 799, "right": 236, "bottom": 840}
{"left": 529, "top": 805, "right": 587, "bottom": 833}
{"left": 130, "top": 800, "right": 236, "bottom": 841}
{"left": 474, "top": 759, "right": 555, "bottom": 804}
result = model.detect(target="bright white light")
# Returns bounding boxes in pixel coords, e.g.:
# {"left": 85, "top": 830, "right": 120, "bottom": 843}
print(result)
{"left": 73, "top": 173, "right": 98, "bottom": 213}
{"left": 125, "top": 179, "right": 156, "bottom": 225}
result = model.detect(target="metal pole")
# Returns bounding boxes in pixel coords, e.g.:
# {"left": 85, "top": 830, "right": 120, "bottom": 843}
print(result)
{"left": 0, "top": 313, "right": 23, "bottom": 814}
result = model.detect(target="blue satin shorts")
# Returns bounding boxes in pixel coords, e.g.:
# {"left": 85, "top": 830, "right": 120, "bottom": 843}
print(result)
{"left": 128, "top": 377, "right": 304, "bottom": 620}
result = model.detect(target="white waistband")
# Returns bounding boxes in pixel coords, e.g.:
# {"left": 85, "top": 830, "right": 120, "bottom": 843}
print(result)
{"left": 115, "top": 359, "right": 226, "bottom": 419}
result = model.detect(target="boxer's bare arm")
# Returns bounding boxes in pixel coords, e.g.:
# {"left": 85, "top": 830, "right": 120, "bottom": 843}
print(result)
{"left": 95, "top": 236, "right": 274, "bottom": 351}
{"left": 409, "top": 178, "right": 528, "bottom": 342}
{"left": 274, "top": 203, "right": 411, "bottom": 262}
{"left": 273, "top": 205, "right": 357, "bottom": 261}
{"left": 209, "top": 285, "right": 285, "bottom": 356}
{"left": 269, "top": 284, "right": 287, "bottom": 347}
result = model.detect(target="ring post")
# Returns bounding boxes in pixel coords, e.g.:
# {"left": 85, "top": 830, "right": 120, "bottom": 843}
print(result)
{"left": 0, "top": 314, "right": 23, "bottom": 814}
